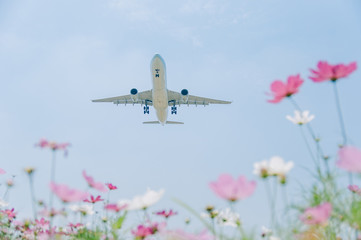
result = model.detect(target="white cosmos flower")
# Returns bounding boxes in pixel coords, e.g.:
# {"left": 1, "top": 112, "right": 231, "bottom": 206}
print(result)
{"left": 216, "top": 208, "right": 240, "bottom": 227}
{"left": 69, "top": 204, "right": 94, "bottom": 215}
{"left": 119, "top": 188, "right": 164, "bottom": 210}
{"left": 268, "top": 156, "right": 294, "bottom": 184}
{"left": 253, "top": 160, "right": 270, "bottom": 178}
{"left": 0, "top": 198, "right": 9, "bottom": 208}
{"left": 268, "top": 156, "right": 294, "bottom": 176}
{"left": 286, "top": 110, "right": 314, "bottom": 125}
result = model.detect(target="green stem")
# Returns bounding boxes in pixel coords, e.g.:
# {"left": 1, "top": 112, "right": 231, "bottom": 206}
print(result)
{"left": 272, "top": 177, "right": 278, "bottom": 230}
{"left": 299, "top": 126, "right": 321, "bottom": 176}
{"left": 49, "top": 151, "right": 56, "bottom": 233}
{"left": 263, "top": 180, "right": 274, "bottom": 229}
{"left": 28, "top": 175, "right": 37, "bottom": 219}
{"left": 332, "top": 81, "right": 347, "bottom": 145}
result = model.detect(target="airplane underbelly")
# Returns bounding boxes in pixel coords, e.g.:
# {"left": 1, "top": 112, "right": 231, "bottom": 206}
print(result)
{"left": 153, "top": 90, "right": 168, "bottom": 109}
{"left": 156, "top": 109, "right": 167, "bottom": 123}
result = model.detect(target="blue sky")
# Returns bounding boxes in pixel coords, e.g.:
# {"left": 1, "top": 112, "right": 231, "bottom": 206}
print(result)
{"left": 0, "top": 0, "right": 361, "bottom": 233}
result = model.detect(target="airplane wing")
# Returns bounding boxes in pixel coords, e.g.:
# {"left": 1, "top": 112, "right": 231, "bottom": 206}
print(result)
{"left": 167, "top": 90, "right": 231, "bottom": 106}
{"left": 92, "top": 90, "right": 153, "bottom": 105}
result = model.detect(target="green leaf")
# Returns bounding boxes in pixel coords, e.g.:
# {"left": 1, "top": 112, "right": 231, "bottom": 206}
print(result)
{"left": 112, "top": 211, "right": 128, "bottom": 230}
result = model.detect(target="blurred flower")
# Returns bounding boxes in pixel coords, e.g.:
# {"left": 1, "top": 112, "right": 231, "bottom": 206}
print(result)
{"left": 209, "top": 174, "right": 256, "bottom": 202}
{"left": 6, "top": 179, "right": 14, "bottom": 187}
{"left": 163, "top": 229, "right": 214, "bottom": 240}
{"left": 106, "top": 183, "right": 118, "bottom": 190}
{"left": 1, "top": 208, "right": 16, "bottom": 220}
{"left": 24, "top": 167, "right": 35, "bottom": 175}
{"left": 119, "top": 188, "right": 165, "bottom": 210}
{"left": 267, "top": 74, "right": 304, "bottom": 103}
{"left": 268, "top": 156, "right": 294, "bottom": 184}
{"left": 336, "top": 146, "right": 361, "bottom": 172}
{"left": 253, "top": 160, "right": 270, "bottom": 178}
{"left": 310, "top": 61, "right": 357, "bottom": 82}
{"left": 216, "top": 208, "right": 240, "bottom": 227}
{"left": 49, "top": 182, "right": 89, "bottom": 203}
{"left": 36, "top": 138, "right": 71, "bottom": 156}
{"left": 132, "top": 222, "right": 164, "bottom": 239}
{"left": 300, "top": 202, "right": 332, "bottom": 225}
{"left": 38, "top": 207, "right": 66, "bottom": 218}
{"left": 261, "top": 226, "right": 272, "bottom": 237}
{"left": 83, "top": 195, "right": 104, "bottom": 204}
{"left": 286, "top": 110, "right": 315, "bottom": 125}
{"left": 68, "top": 222, "right": 84, "bottom": 230}
{"left": 104, "top": 203, "right": 128, "bottom": 212}
{"left": 132, "top": 225, "right": 153, "bottom": 239}
{"left": 0, "top": 168, "right": 5, "bottom": 174}
{"left": 82, "top": 170, "right": 108, "bottom": 192}
{"left": 0, "top": 198, "right": 9, "bottom": 208}
{"left": 202, "top": 205, "right": 219, "bottom": 219}
{"left": 205, "top": 205, "right": 215, "bottom": 212}
{"left": 201, "top": 209, "right": 219, "bottom": 220}
{"left": 69, "top": 204, "right": 94, "bottom": 216}
{"left": 35, "top": 218, "right": 49, "bottom": 231}
{"left": 348, "top": 185, "right": 361, "bottom": 194}
{"left": 154, "top": 209, "right": 177, "bottom": 219}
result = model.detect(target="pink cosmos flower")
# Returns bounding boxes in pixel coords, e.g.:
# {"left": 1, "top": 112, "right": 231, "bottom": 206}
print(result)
{"left": 300, "top": 202, "right": 332, "bottom": 225}
{"left": 209, "top": 174, "right": 256, "bottom": 202}
{"left": 154, "top": 209, "right": 177, "bottom": 218}
{"left": 36, "top": 138, "right": 71, "bottom": 156}
{"left": 132, "top": 225, "right": 153, "bottom": 239}
{"left": 336, "top": 146, "right": 361, "bottom": 172}
{"left": 35, "top": 218, "right": 50, "bottom": 230}
{"left": 68, "top": 223, "right": 84, "bottom": 229}
{"left": 310, "top": 61, "right": 357, "bottom": 82}
{"left": 106, "top": 183, "right": 118, "bottom": 190}
{"left": 348, "top": 185, "right": 361, "bottom": 194}
{"left": 0, "top": 168, "right": 5, "bottom": 174}
{"left": 104, "top": 203, "right": 128, "bottom": 213}
{"left": 84, "top": 195, "right": 104, "bottom": 203}
{"left": 38, "top": 207, "right": 65, "bottom": 218}
{"left": 164, "top": 229, "right": 214, "bottom": 240}
{"left": 82, "top": 170, "right": 108, "bottom": 192}
{"left": 1, "top": 208, "right": 16, "bottom": 220}
{"left": 49, "top": 182, "right": 89, "bottom": 203}
{"left": 267, "top": 74, "right": 304, "bottom": 103}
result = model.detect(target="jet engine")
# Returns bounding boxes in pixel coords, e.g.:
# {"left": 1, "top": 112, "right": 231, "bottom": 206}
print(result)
{"left": 130, "top": 88, "right": 138, "bottom": 102}
{"left": 181, "top": 89, "right": 189, "bottom": 103}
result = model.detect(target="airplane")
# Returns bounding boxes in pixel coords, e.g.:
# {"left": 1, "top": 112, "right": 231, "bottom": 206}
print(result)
{"left": 92, "top": 54, "right": 231, "bottom": 125}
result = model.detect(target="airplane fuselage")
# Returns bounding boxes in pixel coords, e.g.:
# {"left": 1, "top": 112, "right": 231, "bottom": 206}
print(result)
{"left": 151, "top": 54, "right": 168, "bottom": 125}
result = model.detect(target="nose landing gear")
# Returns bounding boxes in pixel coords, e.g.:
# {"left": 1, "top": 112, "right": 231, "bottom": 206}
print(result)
{"left": 143, "top": 105, "right": 149, "bottom": 114}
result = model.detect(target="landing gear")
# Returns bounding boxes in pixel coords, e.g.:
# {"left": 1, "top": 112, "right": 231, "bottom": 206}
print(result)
{"left": 171, "top": 106, "right": 177, "bottom": 115}
{"left": 143, "top": 105, "right": 149, "bottom": 114}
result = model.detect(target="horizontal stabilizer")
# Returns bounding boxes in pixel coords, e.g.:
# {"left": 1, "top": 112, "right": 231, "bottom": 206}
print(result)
{"left": 166, "top": 121, "right": 184, "bottom": 124}
{"left": 142, "top": 121, "right": 184, "bottom": 125}
{"left": 143, "top": 121, "right": 160, "bottom": 124}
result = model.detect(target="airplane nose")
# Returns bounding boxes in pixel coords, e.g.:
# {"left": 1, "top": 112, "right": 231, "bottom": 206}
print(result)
{"left": 152, "top": 54, "right": 163, "bottom": 62}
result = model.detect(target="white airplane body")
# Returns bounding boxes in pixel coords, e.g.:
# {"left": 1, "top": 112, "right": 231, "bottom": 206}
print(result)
{"left": 93, "top": 54, "right": 231, "bottom": 125}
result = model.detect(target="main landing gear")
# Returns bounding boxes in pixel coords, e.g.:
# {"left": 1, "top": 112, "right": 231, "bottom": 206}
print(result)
{"left": 144, "top": 105, "right": 149, "bottom": 114}
{"left": 171, "top": 106, "right": 177, "bottom": 115}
